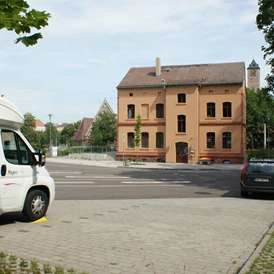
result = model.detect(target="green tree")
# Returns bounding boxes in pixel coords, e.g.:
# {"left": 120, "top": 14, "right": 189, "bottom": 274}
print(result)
{"left": 89, "top": 112, "right": 117, "bottom": 146}
{"left": 0, "top": 0, "right": 51, "bottom": 46}
{"left": 257, "top": 0, "right": 274, "bottom": 90}
{"left": 134, "top": 114, "right": 141, "bottom": 162}
{"left": 45, "top": 122, "right": 59, "bottom": 147}
{"left": 20, "top": 112, "right": 40, "bottom": 150}
{"left": 246, "top": 88, "right": 274, "bottom": 149}
{"left": 59, "top": 121, "right": 81, "bottom": 146}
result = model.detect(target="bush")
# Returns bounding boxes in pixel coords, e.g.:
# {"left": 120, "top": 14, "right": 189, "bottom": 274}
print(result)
{"left": 248, "top": 149, "right": 274, "bottom": 161}
{"left": 60, "top": 150, "right": 69, "bottom": 156}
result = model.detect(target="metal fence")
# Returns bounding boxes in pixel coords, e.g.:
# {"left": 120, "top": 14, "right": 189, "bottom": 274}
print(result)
{"left": 56, "top": 145, "right": 116, "bottom": 161}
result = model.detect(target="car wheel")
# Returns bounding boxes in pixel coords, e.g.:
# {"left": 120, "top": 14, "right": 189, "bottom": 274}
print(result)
{"left": 22, "top": 190, "right": 49, "bottom": 222}
{"left": 241, "top": 190, "right": 249, "bottom": 198}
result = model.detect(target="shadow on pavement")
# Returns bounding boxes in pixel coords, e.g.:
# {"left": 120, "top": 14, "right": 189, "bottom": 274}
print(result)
{"left": 0, "top": 212, "right": 27, "bottom": 225}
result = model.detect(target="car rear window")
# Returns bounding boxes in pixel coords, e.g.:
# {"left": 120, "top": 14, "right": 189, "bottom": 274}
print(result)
{"left": 246, "top": 162, "right": 274, "bottom": 173}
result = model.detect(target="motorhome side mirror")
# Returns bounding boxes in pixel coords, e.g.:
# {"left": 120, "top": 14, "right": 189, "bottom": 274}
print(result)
{"left": 32, "top": 150, "right": 46, "bottom": 167}
{"left": 39, "top": 150, "right": 46, "bottom": 167}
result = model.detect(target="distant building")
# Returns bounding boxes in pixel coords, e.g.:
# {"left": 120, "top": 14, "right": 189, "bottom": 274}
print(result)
{"left": 55, "top": 122, "right": 69, "bottom": 132}
{"left": 72, "top": 98, "right": 115, "bottom": 145}
{"left": 72, "top": 118, "right": 93, "bottom": 145}
{"left": 247, "top": 59, "right": 260, "bottom": 91}
{"left": 35, "top": 119, "right": 45, "bottom": 132}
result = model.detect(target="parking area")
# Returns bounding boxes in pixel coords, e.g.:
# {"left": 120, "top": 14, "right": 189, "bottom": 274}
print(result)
{"left": 1, "top": 197, "right": 274, "bottom": 274}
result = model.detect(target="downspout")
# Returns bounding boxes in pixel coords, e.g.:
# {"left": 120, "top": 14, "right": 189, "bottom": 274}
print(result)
{"left": 197, "top": 82, "right": 201, "bottom": 163}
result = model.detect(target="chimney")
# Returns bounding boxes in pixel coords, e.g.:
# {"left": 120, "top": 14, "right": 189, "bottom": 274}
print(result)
{"left": 156, "top": 57, "right": 161, "bottom": 77}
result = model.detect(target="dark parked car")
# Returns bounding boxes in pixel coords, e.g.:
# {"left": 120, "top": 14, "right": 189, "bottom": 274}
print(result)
{"left": 240, "top": 159, "right": 274, "bottom": 197}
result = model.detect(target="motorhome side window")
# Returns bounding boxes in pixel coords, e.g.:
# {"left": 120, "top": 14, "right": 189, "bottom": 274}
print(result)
{"left": 2, "top": 130, "right": 31, "bottom": 165}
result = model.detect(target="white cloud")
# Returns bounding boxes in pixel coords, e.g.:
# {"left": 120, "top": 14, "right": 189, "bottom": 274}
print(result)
{"left": 0, "top": 0, "right": 270, "bottom": 123}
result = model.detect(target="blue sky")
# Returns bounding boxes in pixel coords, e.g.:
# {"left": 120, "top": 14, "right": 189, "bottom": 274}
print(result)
{"left": 0, "top": 0, "right": 270, "bottom": 124}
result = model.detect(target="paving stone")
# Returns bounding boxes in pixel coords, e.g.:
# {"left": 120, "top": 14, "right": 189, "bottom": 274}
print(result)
{"left": 1, "top": 198, "right": 274, "bottom": 273}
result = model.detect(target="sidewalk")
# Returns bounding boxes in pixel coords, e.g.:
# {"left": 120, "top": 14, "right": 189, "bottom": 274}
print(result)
{"left": 46, "top": 156, "right": 245, "bottom": 171}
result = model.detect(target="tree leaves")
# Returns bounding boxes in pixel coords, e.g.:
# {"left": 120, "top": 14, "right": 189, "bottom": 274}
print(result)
{"left": 89, "top": 112, "right": 117, "bottom": 146}
{"left": 257, "top": 0, "right": 274, "bottom": 90}
{"left": 246, "top": 88, "right": 274, "bottom": 149}
{"left": 0, "top": 0, "right": 50, "bottom": 46}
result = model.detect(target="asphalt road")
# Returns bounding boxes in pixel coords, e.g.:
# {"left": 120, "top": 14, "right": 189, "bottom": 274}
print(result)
{"left": 46, "top": 162, "right": 242, "bottom": 200}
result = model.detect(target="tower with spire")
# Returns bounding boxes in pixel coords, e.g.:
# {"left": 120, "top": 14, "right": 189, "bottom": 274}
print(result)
{"left": 247, "top": 59, "right": 260, "bottom": 91}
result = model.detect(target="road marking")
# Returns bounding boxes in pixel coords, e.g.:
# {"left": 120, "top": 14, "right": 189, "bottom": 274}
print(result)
{"left": 169, "top": 181, "right": 191, "bottom": 184}
{"left": 121, "top": 181, "right": 165, "bottom": 184}
{"left": 50, "top": 172, "right": 82, "bottom": 174}
{"left": 55, "top": 184, "right": 185, "bottom": 188}
{"left": 55, "top": 181, "right": 95, "bottom": 184}
{"left": 65, "top": 176, "right": 131, "bottom": 179}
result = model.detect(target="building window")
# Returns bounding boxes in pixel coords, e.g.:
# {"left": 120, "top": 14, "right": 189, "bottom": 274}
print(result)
{"left": 223, "top": 132, "right": 231, "bottom": 149}
{"left": 207, "top": 102, "right": 215, "bottom": 117}
{"left": 178, "top": 93, "right": 186, "bottom": 103}
{"left": 223, "top": 102, "right": 232, "bottom": 117}
{"left": 207, "top": 132, "right": 215, "bottom": 149}
{"left": 129, "top": 93, "right": 133, "bottom": 97}
{"left": 156, "top": 132, "right": 164, "bottom": 148}
{"left": 156, "top": 104, "right": 164, "bottom": 118}
{"left": 127, "top": 104, "right": 135, "bottom": 119}
{"left": 178, "top": 115, "right": 186, "bottom": 133}
{"left": 141, "top": 104, "right": 149, "bottom": 119}
{"left": 141, "top": 132, "right": 149, "bottom": 148}
{"left": 127, "top": 132, "right": 135, "bottom": 148}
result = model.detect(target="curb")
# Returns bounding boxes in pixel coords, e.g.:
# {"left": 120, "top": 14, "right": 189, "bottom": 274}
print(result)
{"left": 238, "top": 223, "right": 274, "bottom": 273}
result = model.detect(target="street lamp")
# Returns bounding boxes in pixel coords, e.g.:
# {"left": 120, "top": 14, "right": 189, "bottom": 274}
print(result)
{"left": 48, "top": 114, "right": 53, "bottom": 155}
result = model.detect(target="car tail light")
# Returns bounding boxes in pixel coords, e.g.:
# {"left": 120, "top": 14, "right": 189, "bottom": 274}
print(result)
{"left": 241, "top": 163, "right": 249, "bottom": 181}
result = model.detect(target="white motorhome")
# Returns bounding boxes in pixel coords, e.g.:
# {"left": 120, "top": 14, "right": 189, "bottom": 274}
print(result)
{"left": 0, "top": 96, "right": 55, "bottom": 221}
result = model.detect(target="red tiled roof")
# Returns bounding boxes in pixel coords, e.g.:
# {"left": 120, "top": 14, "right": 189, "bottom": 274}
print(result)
{"left": 35, "top": 119, "right": 45, "bottom": 127}
{"left": 72, "top": 117, "right": 93, "bottom": 141}
{"left": 117, "top": 62, "right": 245, "bottom": 88}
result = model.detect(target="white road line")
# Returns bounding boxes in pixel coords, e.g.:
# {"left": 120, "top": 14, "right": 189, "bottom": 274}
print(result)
{"left": 55, "top": 185, "right": 185, "bottom": 188}
{"left": 50, "top": 172, "right": 82, "bottom": 174}
{"left": 55, "top": 181, "right": 95, "bottom": 184}
{"left": 169, "top": 181, "right": 191, "bottom": 184}
{"left": 121, "top": 181, "right": 165, "bottom": 184}
{"left": 65, "top": 176, "right": 131, "bottom": 179}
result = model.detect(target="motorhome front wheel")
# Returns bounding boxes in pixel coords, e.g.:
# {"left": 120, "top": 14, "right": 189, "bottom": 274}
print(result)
{"left": 23, "top": 189, "right": 49, "bottom": 222}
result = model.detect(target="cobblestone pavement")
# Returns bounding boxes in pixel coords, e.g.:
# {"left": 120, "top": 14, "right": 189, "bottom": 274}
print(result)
{"left": 1, "top": 198, "right": 274, "bottom": 274}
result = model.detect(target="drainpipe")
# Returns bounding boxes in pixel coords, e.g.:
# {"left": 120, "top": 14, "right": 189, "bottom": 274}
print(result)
{"left": 197, "top": 82, "right": 201, "bottom": 163}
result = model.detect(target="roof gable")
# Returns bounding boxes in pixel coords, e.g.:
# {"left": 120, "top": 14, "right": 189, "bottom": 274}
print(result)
{"left": 94, "top": 98, "right": 115, "bottom": 122}
{"left": 72, "top": 117, "right": 93, "bottom": 141}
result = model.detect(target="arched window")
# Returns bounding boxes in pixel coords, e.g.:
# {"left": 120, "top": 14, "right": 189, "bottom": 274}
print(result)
{"left": 127, "top": 132, "right": 135, "bottom": 148}
{"left": 223, "top": 132, "right": 231, "bottom": 149}
{"left": 141, "top": 104, "right": 149, "bottom": 119}
{"left": 207, "top": 132, "right": 215, "bottom": 149}
{"left": 178, "top": 93, "right": 186, "bottom": 103}
{"left": 207, "top": 102, "right": 215, "bottom": 117}
{"left": 156, "top": 132, "right": 164, "bottom": 148}
{"left": 156, "top": 104, "right": 164, "bottom": 118}
{"left": 141, "top": 132, "right": 149, "bottom": 148}
{"left": 178, "top": 115, "right": 186, "bottom": 132}
{"left": 127, "top": 104, "right": 135, "bottom": 119}
{"left": 223, "top": 102, "right": 232, "bottom": 117}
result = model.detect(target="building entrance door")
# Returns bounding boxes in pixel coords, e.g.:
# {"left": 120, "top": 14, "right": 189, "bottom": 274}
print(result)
{"left": 176, "top": 142, "right": 188, "bottom": 163}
